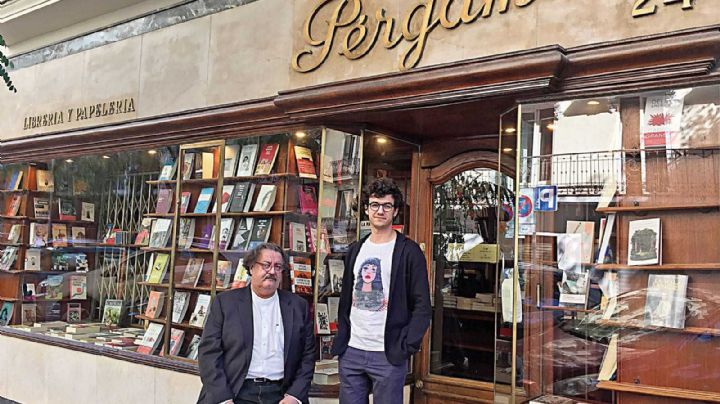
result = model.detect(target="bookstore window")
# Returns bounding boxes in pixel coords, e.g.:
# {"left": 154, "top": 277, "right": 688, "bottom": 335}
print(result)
{"left": 517, "top": 85, "right": 720, "bottom": 403}
{"left": 0, "top": 128, "right": 371, "bottom": 377}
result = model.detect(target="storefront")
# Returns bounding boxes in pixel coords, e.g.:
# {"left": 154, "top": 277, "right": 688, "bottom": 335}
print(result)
{"left": 1, "top": 1, "right": 719, "bottom": 403}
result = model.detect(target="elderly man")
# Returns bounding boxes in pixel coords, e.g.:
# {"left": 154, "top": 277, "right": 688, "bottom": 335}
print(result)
{"left": 198, "top": 243, "right": 315, "bottom": 404}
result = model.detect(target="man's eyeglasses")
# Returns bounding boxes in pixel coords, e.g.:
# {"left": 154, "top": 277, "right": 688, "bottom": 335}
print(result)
{"left": 254, "top": 261, "right": 285, "bottom": 272}
{"left": 368, "top": 202, "right": 395, "bottom": 212}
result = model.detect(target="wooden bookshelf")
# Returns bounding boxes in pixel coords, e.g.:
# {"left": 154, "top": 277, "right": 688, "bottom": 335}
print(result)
{"left": 595, "top": 319, "right": 720, "bottom": 337}
{"left": 597, "top": 382, "right": 720, "bottom": 402}
{"left": 596, "top": 203, "right": 720, "bottom": 213}
{"left": 221, "top": 210, "right": 291, "bottom": 217}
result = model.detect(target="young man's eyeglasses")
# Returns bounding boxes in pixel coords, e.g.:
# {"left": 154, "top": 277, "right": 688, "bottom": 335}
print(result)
{"left": 254, "top": 261, "right": 285, "bottom": 272}
{"left": 368, "top": 202, "right": 395, "bottom": 212}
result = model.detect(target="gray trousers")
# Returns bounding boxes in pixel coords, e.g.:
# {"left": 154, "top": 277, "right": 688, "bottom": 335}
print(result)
{"left": 339, "top": 346, "right": 407, "bottom": 404}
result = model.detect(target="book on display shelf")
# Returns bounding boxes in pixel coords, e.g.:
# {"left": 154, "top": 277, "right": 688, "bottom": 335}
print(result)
{"left": 215, "top": 218, "right": 235, "bottom": 250}
{"left": 228, "top": 182, "right": 250, "bottom": 212}
{"left": 224, "top": 144, "right": 240, "bottom": 178}
{"left": 33, "top": 197, "right": 50, "bottom": 219}
{"left": 253, "top": 184, "right": 277, "bottom": 212}
{"left": 298, "top": 185, "right": 318, "bottom": 216}
{"left": 328, "top": 259, "right": 344, "bottom": 294}
{"left": 164, "top": 328, "right": 186, "bottom": 357}
{"left": 212, "top": 185, "right": 235, "bottom": 213}
{"left": 180, "top": 258, "right": 205, "bottom": 287}
{"left": 246, "top": 218, "right": 272, "bottom": 250}
{"left": 0, "top": 302, "right": 13, "bottom": 326}
{"left": 102, "top": 299, "right": 123, "bottom": 326}
{"left": 137, "top": 323, "right": 164, "bottom": 355}
{"left": 21, "top": 303, "right": 36, "bottom": 326}
{"left": 52, "top": 224, "right": 69, "bottom": 247}
{"left": 289, "top": 222, "right": 307, "bottom": 252}
{"left": 70, "top": 275, "right": 87, "bottom": 300}
{"left": 644, "top": 274, "right": 688, "bottom": 329}
{"left": 6, "top": 194, "right": 22, "bottom": 216}
{"left": 36, "top": 169, "right": 55, "bottom": 192}
{"left": 177, "top": 218, "right": 196, "bottom": 250}
{"left": 201, "top": 152, "right": 215, "bottom": 179}
{"left": 0, "top": 246, "right": 18, "bottom": 270}
{"left": 180, "top": 192, "right": 192, "bottom": 214}
{"left": 182, "top": 153, "right": 195, "bottom": 180}
{"left": 149, "top": 218, "right": 173, "bottom": 248}
{"left": 145, "top": 291, "right": 166, "bottom": 319}
{"left": 565, "top": 220, "right": 594, "bottom": 264}
{"left": 315, "top": 303, "right": 331, "bottom": 335}
{"left": 80, "top": 202, "right": 95, "bottom": 222}
{"left": 71, "top": 226, "right": 86, "bottom": 245}
{"left": 172, "top": 291, "right": 191, "bottom": 323}
{"left": 290, "top": 256, "right": 312, "bottom": 295}
{"left": 194, "top": 188, "right": 215, "bottom": 214}
{"left": 189, "top": 294, "right": 211, "bottom": 327}
{"left": 58, "top": 199, "right": 77, "bottom": 221}
{"left": 196, "top": 223, "right": 215, "bottom": 249}
{"left": 7, "top": 224, "right": 21, "bottom": 244}
{"left": 158, "top": 161, "right": 176, "bottom": 181}
{"left": 294, "top": 145, "right": 317, "bottom": 179}
{"left": 254, "top": 144, "right": 279, "bottom": 176}
{"left": 236, "top": 144, "right": 259, "bottom": 177}
{"left": 216, "top": 260, "right": 233, "bottom": 289}
{"left": 155, "top": 189, "right": 173, "bottom": 214}
{"left": 66, "top": 303, "right": 82, "bottom": 323}
{"left": 45, "top": 275, "right": 63, "bottom": 300}
{"left": 185, "top": 335, "right": 201, "bottom": 360}
{"left": 628, "top": 218, "right": 662, "bottom": 266}
{"left": 24, "top": 249, "right": 41, "bottom": 271}
{"left": 230, "top": 218, "right": 253, "bottom": 250}
{"left": 147, "top": 253, "right": 170, "bottom": 284}
{"left": 135, "top": 218, "right": 154, "bottom": 246}
{"left": 231, "top": 259, "right": 249, "bottom": 289}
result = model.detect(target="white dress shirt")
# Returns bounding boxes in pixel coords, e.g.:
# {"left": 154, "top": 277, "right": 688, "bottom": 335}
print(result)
{"left": 247, "top": 289, "right": 285, "bottom": 380}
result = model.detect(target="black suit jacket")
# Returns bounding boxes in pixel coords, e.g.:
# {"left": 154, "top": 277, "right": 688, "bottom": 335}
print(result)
{"left": 332, "top": 232, "right": 432, "bottom": 365}
{"left": 197, "top": 287, "right": 315, "bottom": 404}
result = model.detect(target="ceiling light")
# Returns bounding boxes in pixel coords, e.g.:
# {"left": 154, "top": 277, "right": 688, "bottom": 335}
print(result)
{"left": 376, "top": 137, "right": 388, "bottom": 144}
{"left": 504, "top": 128, "right": 516, "bottom": 134}
{"left": 503, "top": 148, "right": 513, "bottom": 153}
{"left": 102, "top": 155, "right": 111, "bottom": 159}
{"left": 587, "top": 100, "right": 600, "bottom": 106}
{"left": 295, "top": 131, "right": 307, "bottom": 138}
{"left": 546, "top": 123, "right": 555, "bottom": 131}
{"left": 65, "top": 159, "right": 73, "bottom": 163}
{"left": 147, "top": 150, "right": 157, "bottom": 155}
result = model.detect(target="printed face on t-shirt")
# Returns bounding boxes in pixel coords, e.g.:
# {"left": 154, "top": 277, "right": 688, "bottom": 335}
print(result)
{"left": 361, "top": 263, "right": 377, "bottom": 283}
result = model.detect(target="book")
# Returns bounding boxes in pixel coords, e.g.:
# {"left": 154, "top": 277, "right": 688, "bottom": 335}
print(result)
{"left": 7, "top": 224, "right": 21, "bottom": 244}
{"left": 155, "top": 189, "right": 173, "bottom": 214}
{"left": 242, "top": 183, "right": 256, "bottom": 212}
{"left": 144, "top": 291, "right": 166, "bottom": 319}
{"left": 180, "top": 191, "right": 192, "bottom": 214}
{"left": 185, "top": 335, "right": 201, "bottom": 360}
{"left": 149, "top": 218, "right": 173, "bottom": 248}
{"left": 33, "top": 197, "right": 50, "bottom": 218}
{"left": 254, "top": 143, "right": 280, "bottom": 175}
{"left": 247, "top": 218, "right": 272, "bottom": 250}
{"left": 236, "top": 144, "right": 259, "bottom": 177}
{"left": 177, "top": 218, "right": 196, "bottom": 250}
{"left": 328, "top": 259, "right": 344, "bottom": 294}
{"left": 224, "top": 144, "right": 240, "bottom": 177}
{"left": 58, "top": 199, "right": 77, "bottom": 220}
{"left": 642, "top": 93, "right": 684, "bottom": 148}
{"left": 196, "top": 223, "right": 215, "bottom": 249}
{"left": 71, "top": 226, "right": 86, "bottom": 245}
{"left": 180, "top": 258, "right": 205, "bottom": 287}
{"left": 23, "top": 282, "right": 36, "bottom": 299}
{"left": 8, "top": 170, "right": 23, "bottom": 190}
{"left": 598, "top": 333, "right": 618, "bottom": 381}
{"left": 294, "top": 145, "right": 317, "bottom": 179}
{"left": 313, "top": 368, "right": 340, "bottom": 385}
{"left": 315, "top": 303, "right": 331, "bottom": 335}
{"left": 147, "top": 253, "right": 170, "bottom": 283}
{"left": 319, "top": 336, "right": 335, "bottom": 360}
{"left": 528, "top": 396, "right": 575, "bottom": 404}
{"left": 337, "top": 189, "right": 355, "bottom": 218}
{"left": 644, "top": 274, "right": 688, "bottom": 329}
{"left": 327, "top": 297, "right": 339, "bottom": 330}
{"left": 231, "top": 259, "right": 249, "bottom": 289}
{"left": 290, "top": 256, "right": 313, "bottom": 295}
{"left": 320, "top": 183, "right": 338, "bottom": 218}
{"left": 230, "top": 218, "right": 253, "bottom": 250}
{"left": 24, "top": 249, "right": 41, "bottom": 271}
{"left": 253, "top": 184, "right": 277, "bottom": 212}
{"left": 52, "top": 224, "right": 69, "bottom": 247}
{"left": 628, "top": 218, "right": 661, "bottom": 266}
{"left": 6, "top": 194, "right": 22, "bottom": 216}
{"left": 194, "top": 187, "right": 214, "bottom": 214}
{"left": 189, "top": 294, "right": 211, "bottom": 327}
{"left": 21, "top": 303, "right": 36, "bottom": 326}
{"left": 289, "top": 222, "right": 307, "bottom": 252}
{"left": 81, "top": 202, "right": 95, "bottom": 222}
{"left": 29, "top": 222, "right": 48, "bottom": 247}
{"left": 217, "top": 218, "right": 235, "bottom": 250}
{"left": 137, "top": 323, "right": 164, "bottom": 355}
{"left": 172, "top": 291, "right": 191, "bottom": 323}
{"left": 0, "top": 302, "right": 13, "bottom": 326}
{"left": 70, "top": 275, "right": 87, "bottom": 299}
{"left": 298, "top": 185, "right": 318, "bottom": 215}
{"left": 134, "top": 218, "right": 154, "bottom": 246}
{"left": 566, "top": 221, "right": 595, "bottom": 264}
{"left": 306, "top": 222, "right": 317, "bottom": 253}
{"left": 102, "top": 299, "right": 124, "bottom": 326}
{"left": 166, "top": 328, "right": 186, "bottom": 357}
{"left": 182, "top": 152, "right": 195, "bottom": 180}
{"left": 216, "top": 260, "right": 233, "bottom": 288}
{"left": 36, "top": 169, "right": 55, "bottom": 191}
{"left": 158, "top": 161, "right": 176, "bottom": 181}
{"left": 597, "top": 214, "right": 616, "bottom": 264}
{"left": 44, "top": 275, "right": 64, "bottom": 300}
{"left": 201, "top": 152, "right": 215, "bottom": 179}
{"left": 0, "top": 247, "right": 19, "bottom": 271}
{"left": 557, "top": 233, "right": 589, "bottom": 306}
{"left": 66, "top": 303, "right": 82, "bottom": 323}
{"left": 212, "top": 185, "right": 235, "bottom": 213}
{"left": 228, "top": 182, "right": 252, "bottom": 212}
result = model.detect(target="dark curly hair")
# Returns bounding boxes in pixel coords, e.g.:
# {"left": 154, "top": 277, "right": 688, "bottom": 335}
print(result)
{"left": 362, "top": 177, "right": 404, "bottom": 209}
{"left": 243, "top": 242, "right": 288, "bottom": 273}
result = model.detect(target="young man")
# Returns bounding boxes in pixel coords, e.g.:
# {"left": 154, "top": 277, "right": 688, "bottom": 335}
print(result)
{"left": 198, "top": 243, "right": 315, "bottom": 404}
{"left": 332, "top": 177, "right": 432, "bottom": 404}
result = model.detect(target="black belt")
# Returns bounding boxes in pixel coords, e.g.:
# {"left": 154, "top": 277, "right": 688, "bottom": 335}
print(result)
{"left": 247, "top": 377, "right": 283, "bottom": 385}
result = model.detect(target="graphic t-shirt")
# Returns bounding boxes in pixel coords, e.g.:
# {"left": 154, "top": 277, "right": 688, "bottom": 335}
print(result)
{"left": 348, "top": 238, "right": 395, "bottom": 351}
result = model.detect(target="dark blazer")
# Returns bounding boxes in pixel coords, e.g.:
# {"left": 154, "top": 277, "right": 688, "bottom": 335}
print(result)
{"left": 332, "top": 232, "right": 432, "bottom": 365}
{"left": 197, "top": 287, "right": 315, "bottom": 404}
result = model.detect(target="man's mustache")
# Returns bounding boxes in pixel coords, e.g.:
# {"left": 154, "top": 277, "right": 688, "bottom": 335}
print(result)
{"left": 263, "top": 274, "right": 277, "bottom": 281}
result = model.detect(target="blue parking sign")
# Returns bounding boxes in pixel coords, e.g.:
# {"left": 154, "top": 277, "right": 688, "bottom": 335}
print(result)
{"left": 535, "top": 185, "right": 558, "bottom": 211}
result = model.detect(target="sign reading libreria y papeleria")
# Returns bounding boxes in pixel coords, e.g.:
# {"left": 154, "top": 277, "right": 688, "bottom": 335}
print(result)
{"left": 23, "top": 98, "right": 136, "bottom": 131}
{"left": 293, "top": 0, "right": 700, "bottom": 73}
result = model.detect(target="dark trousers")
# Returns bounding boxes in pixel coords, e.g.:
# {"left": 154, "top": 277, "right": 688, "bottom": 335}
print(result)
{"left": 235, "top": 380, "right": 284, "bottom": 404}
{"left": 339, "top": 346, "right": 407, "bottom": 404}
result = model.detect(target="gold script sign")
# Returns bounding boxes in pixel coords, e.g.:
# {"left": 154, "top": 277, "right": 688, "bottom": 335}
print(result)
{"left": 632, "top": 0, "right": 693, "bottom": 18}
{"left": 293, "top": 0, "right": 536, "bottom": 73}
